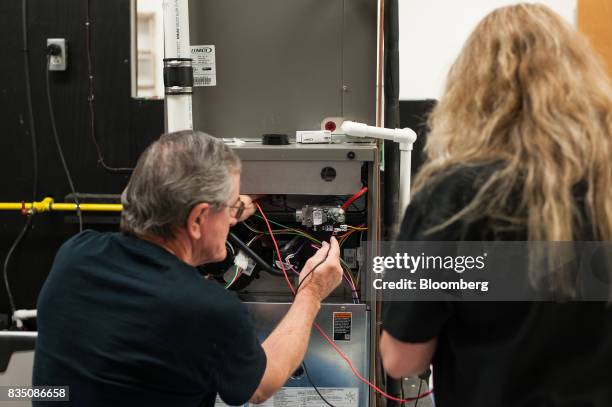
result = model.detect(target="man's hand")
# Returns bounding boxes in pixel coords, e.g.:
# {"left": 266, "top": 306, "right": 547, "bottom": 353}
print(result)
{"left": 237, "top": 195, "right": 259, "bottom": 222}
{"left": 297, "top": 237, "right": 343, "bottom": 302}
{"left": 251, "top": 237, "right": 343, "bottom": 404}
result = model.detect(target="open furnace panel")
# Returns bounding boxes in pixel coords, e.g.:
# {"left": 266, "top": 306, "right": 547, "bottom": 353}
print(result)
{"left": 197, "top": 144, "right": 379, "bottom": 407}
{"left": 169, "top": 1, "right": 380, "bottom": 405}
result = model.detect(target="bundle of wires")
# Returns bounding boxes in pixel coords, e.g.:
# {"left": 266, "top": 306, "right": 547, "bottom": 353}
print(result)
{"left": 255, "top": 202, "right": 433, "bottom": 405}
{"left": 242, "top": 215, "right": 361, "bottom": 303}
{"left": 224, "top": 266, "right": 242, "bottom": 289}
{"left": 337, "top": 224, "right": 367, "bottom": 246}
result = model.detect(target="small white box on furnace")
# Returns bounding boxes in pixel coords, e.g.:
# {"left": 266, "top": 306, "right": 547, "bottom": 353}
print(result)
{"left": 296, "top": 130, "right": 332, "bottom": 144}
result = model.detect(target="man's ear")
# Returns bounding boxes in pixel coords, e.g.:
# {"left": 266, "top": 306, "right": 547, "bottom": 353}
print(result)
{"left": 186, "top": 202, "right": 210, "bottom": 240}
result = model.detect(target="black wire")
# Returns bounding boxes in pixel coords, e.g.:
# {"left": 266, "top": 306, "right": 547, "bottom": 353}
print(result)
{"left": 85, "top": 0, "right": 133, "bottom": 174}
{"left": 5, "top": 0, "right": 38, "bottom": 325}
{"left": 3, "top": 216, "right": 32, "bottom": 322}
{"left": 22, "top": 0, "right": 38, "bottom": 201}
{"left": 227, "top": 232, "right": 284, "bottom": 276}
{"left": 46, "top": 56, "right": 83, "bottom": 232}
{"left": 294, "top": 244, "right": 331, "bottom": 294}
{"left": 302, "top": 361, "right": 336, "bottom": 407}
{"left": 293, "top": 244, "right": 342, "bottom": 407}
{"left": 414, "top": 378, "right": 424, "bottom": 407}
{"left": 238, "top": 216, "right": 334, "bottom": 405}
{"left": 294, "top": 245, "right": 333, "bottom": 406}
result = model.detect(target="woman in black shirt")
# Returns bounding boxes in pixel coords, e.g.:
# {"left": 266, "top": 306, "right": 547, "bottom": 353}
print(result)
{"left": 380, "top": 4, "right": 612, "bottom": 407}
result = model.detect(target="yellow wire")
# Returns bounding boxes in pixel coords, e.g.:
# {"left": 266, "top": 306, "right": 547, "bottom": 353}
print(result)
{"left": 339, "top": 230, "right": 357, "bottom": 247}
{"left": 244, "top": 217, "right": 359, "bottom": 294}
{"left": 346, "top": 225, "right": 368, "bottom": 231}
{"left": 242, "top": 221, "right": 320, "bottom": 244}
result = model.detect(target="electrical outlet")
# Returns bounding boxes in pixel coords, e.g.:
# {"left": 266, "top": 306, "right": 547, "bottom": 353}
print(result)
{"left": 47, "top": 38, "right": 67, "bottom": 71}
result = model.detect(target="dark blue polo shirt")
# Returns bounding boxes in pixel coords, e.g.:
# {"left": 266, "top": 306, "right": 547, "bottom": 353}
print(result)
{"left": 33, "top": 230, "right": 266, "bottom": 406}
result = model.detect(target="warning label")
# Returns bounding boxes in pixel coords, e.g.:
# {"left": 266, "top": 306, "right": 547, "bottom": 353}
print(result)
{"left": 333, "top": 312, "right": 352, "bottom": 341}
{"left": 248, "top": 387, "right": 359, "bottom": 407}
{"left": 191, "top": 45, "right": 217, "bottom": 86}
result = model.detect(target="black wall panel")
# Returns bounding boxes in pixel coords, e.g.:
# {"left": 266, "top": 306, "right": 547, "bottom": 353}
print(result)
{"left": 0, "top": 0, "right": 164, "bottom": 316}
{"left": 399, "top": 99, "right": 437, "bottom": 177}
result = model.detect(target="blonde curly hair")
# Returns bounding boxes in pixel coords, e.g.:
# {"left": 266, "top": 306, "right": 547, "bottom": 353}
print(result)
{"left": 415, "top": 3, "right": 612, "bottom": 241}
{"left": 412, "top": 4, "right": 612, "bottom": 297}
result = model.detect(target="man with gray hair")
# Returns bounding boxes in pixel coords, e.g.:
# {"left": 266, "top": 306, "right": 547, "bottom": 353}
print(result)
{"left": 33, "top": 131, "right": 343, "bottom": 406}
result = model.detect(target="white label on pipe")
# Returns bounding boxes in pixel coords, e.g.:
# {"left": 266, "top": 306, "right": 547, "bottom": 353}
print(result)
{"left": 191, "top": 45, "right": 217, "bottom": 86}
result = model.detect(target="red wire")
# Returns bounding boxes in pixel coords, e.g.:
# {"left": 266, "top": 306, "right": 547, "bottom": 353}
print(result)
{"left": 254, "top": 203, "right": 433, "bottom": 403}
{"left": 255, "top": 202, "right": 296, "bottom": 296}
{"left": 342, "top": 187, "right": 368, "bottom": 210}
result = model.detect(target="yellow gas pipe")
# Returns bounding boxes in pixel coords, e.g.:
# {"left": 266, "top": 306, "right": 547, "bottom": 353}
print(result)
{"left": 0, "top": 197, "right": 122, "bottom": 214}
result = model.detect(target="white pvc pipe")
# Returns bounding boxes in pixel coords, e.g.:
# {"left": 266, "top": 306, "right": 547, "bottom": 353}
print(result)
{"left": 341, "top": 121, "right": 417, "bottom": 146}
{"left": 163, "top": 0, "right": 193, "bottom": 132}
{"left": 13, "top": 309, "right": 37, "bottom": 329}
{"left": 13, "top": 309, "right": 37, "bottom": 320}
{"left": 166, "top": 95, "right": 193, "bottom": 132}
{"left": 341, "top": 120, "right": 417, "bottom": 223}
{"left": 163, "top": 0, "right": 191, "bottom": 58}
{"left": 399, "top": 149, "right": 413, "bottom": 215}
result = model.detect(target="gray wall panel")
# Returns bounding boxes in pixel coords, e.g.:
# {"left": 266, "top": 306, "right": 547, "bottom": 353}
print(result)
{"left": 189, "top": 0, "right": 376, "bottom": 138}
{"left": 343, "top": 0, "right": 378, "bottom": 123}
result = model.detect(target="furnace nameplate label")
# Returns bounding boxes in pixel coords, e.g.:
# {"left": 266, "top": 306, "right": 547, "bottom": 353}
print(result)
{"left": 191, "top": 45, "right": 217, "bottom": 86}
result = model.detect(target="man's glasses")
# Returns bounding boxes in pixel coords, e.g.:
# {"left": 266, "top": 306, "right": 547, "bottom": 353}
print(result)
{"left": 190, "top": 198, "right": 245, "bottom": 222}
{"left": 227, "top": 198, "right": 245, "bottom": 220}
